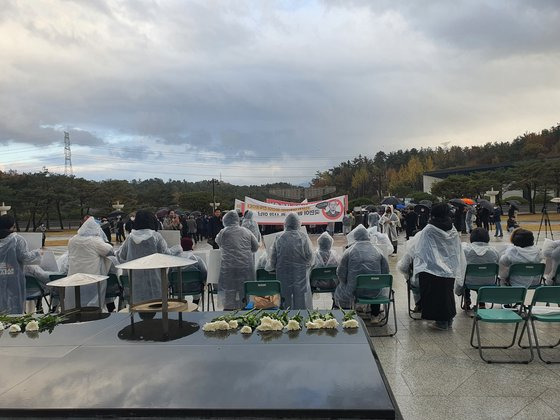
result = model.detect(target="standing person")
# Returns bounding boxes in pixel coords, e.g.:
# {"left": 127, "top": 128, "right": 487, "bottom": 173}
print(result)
{"left": 241, "top": 210, "right": 261, "bottom": 243}
{"left": 0, "top": 215, "right": 41, "bottom": 314}
{"left": 326, "top": 221, "right": 335, "bottom": 237}
{"left": 368, "top": 210, "right": 380, "bottom": 231}
{"left": 124, "top": 215, "right": 134, "bottom": 234}
{"left": 418, "top": 207, "right": 429, "bottom": 230}
{"left": 208, "top": 209, "right": 223, "bottom": 249}
{"left": 39, "top": 223, "right": 47, "bottom": 248}
{"left": 493, "top": 205, "right": 503, "bottom": 238}
{"left": 116, "top": 210, "right": 173, "bottom": 304}
{"left": 100, "top": 218, "right": 112, "bottom": 244}
{"left": 163, "top": 210, "right": 182, "bottom": 230}
{"left": 266, "top": 213, "right": 313, "bottom": 309}
{"left": 342, "top": 211, "right": 354, "bottom": 235}
{"left": 216, "top": 211, "right": 259, "bottom": 310}
{"left": 453, "top": 206, "right": 464, "bottom": 233}
{"left": 380, "top": 207, "right": 399, "bottom": 255}
{"left": 404, "top": 208, "right": 418, "bottom": 240}
{"left": 334, "top": 225, "right": 389, "bottom": 322}
{"left": 66, "top": 217, "right": 114, "bottom": 309}
{"left": 196, "top": 216, "right": 204, "bottom": 240}
{"left": 398, "top": 203, "right": 466, "bottom": 330}
{"left": 465, "top": 206, "right": 475, "bottom": 234}
{"left": 479, "top": 207, "right": 490, "bottom": 231}
{"left": 184, "top": 216, "right": 198, "bottom": 243}
{"left": 117, "top": 216, "right": 126, "bottom": 242}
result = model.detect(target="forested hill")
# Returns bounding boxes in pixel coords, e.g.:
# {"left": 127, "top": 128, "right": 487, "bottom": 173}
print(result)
{"left": 311, "top": 124, "right": 560, "bottom": 201}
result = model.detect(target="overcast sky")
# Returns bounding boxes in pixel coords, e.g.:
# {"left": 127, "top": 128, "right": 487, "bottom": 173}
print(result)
{"left": 1, "top": 0, "right": 559, "bottom": 185}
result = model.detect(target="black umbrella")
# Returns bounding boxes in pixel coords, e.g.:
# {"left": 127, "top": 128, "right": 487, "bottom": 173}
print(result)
{"left": 108, "top": 210, "right": 126, "bottom": 218}
{"left": 419, "top": 200, "right": 433, "bottom": 208}
{"left": 449, "top": 198, "right": 467, "bottom": 207}
{"left": 414, "top": 204, "right": 430, "bottom": 214}
{"left": 477, "top": 199, "right": 494, "bottom": 212}
{"left": 364, "top": 204, "right": 378, "bottom": 212}
{"left": 381, "top": 196, "right": 402, "bottom": 206}
{"left": 506, "top": 200, "right": 520, "bottom": 209}
{"left": 190, "top": 210, "right": 202, "bottom": 217}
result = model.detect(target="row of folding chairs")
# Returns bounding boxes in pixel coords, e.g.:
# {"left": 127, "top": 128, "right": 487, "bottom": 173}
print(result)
{"left": 470, "top": 285, "right": 560, "bottom": 364}
{"left": 407, "top": 263, "right": 548, "bottom": 320}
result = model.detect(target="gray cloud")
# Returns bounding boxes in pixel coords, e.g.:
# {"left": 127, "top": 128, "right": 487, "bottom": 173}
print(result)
{"left": 1, "top": 0, "right": 559, "bottom": 183}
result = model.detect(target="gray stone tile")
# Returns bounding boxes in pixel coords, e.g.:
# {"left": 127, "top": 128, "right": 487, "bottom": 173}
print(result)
{"left": 512, "top": 397, "right": 559, "bottom": 420}
{"left": 450, "top": 368, "right": 546, "bottom": 398}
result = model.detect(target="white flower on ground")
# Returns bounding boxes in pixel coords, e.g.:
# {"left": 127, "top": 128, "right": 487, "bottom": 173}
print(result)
{"left": 240, "top": 325, "right": 252, "bottom": 334}
{"left": 342, "top": 319, "right": 359, "bottom": 329}
{"left": 9, "top": 324, "right": 21, "bottom": 334}
{"left": 228, "top": 320, "right": 239, "bottom": 329}
{"left": 25, "top": 320, "right": 40, "bottom": 332}
{"left": 323, "top": 318, "right": 339, "bottom": 329}
{"left": 285, "top": 319, "right": 301, "bottom": 331}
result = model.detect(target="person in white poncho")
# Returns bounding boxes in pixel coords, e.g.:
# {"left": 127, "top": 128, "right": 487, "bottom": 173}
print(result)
{"left": 379, "top": 207, "right": 399, "bottom": 255}
{"left": 397, "top": 203, "right": 466, "bottom": 331}
{"left": 499, "top": 228, "right": 543, "bottom": 287}
{"left": 454, "top": 228, "right": 499, "bottom": 310}
{"left": 312, "top": 232, "right": 340, "bottom": 269}
{"left": 542, "top": 238, "right": 560, "bottom": 284}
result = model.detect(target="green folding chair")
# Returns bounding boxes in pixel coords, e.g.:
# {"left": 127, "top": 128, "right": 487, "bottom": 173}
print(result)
{"left": 470, "top": 286, "right": 533, "bottom": 364}
{"left": 243, "top": 280, "right": 283, "bottom": 309}
{"left": 119, "top": 274, "right": 130, "bottom": 309}
{"left": 460, "top": 263, "right": 499, "bottom": 311}
{"left": 207, "top": 283, "right": 217, "bottom": 311}
{"left": 105, "top": 273, "right": 124, "bottom": 311}
{"left": 25, "top": 275, "right": 51, "bottom": 313}
{"left": 47, "top": 274, "right": 65, "bottom": 312}
{"left": 169, "top": 270, "right": 205, "bottom": 311}
{"left": 310, "top": 266, "right": 338, "bottom": 293}
{"left": 504, "top": 263, "right": 545, "bottom": 288}
{"left": 256, "top": 269, "right": 276, "bottom": 281}
{"left": 354, "top": 274, "right": 397, "bottom": 337}
{"left": 518, "top": 286, "right": 560, "bottom": 363}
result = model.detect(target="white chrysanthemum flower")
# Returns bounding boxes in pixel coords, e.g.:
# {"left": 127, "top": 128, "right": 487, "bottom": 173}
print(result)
{"left": 323, "top": 318, "right": 339, "bottom": 329}
{"left": 228, "top": 320, "right": 239, "bottom": 329}
{"left": 240, "top": 325, "right": 252, "bottom": 334}
{"left": 343, "top": 319, "right": 359, "bottom": 329}
{"left": 306, "top": 321, "right": 319, "bottom": 329}
{"left": 202, "top": 322, "right": 217, "bottom": 332}
{"left": 25, "top": 320, "right": 40, "bottom": 332}
{"left": 256, "top": 316, "right": 283, "bottom": 331}
{"left": 314, "top": 319, "right": 325, "bottom": 329}
{"left": 285, "top": 319, "right": 301, "bottom": 331}
{"left": 9, "top": 324, "right": 21, "bottom": 334}
{"left": 214, "top": 320, "right": 231, "bottom": 330}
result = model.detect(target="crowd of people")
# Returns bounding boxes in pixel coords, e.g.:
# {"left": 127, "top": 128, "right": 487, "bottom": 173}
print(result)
{"left": 0, "top": 199, "right": 557, "bottom": 333}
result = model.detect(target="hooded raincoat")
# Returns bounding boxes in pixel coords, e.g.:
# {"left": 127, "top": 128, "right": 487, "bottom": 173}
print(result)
{"left": 368, "top": 212, "right": 380, "bottom": 230}
{"left": 312, "top": 231, "right": 340, "bottom": 268}
{"left": 380, "top": 210, "right": 399, "bottom": 243}
{"left": 241, "top": 210, "right": 261, "bottom": 243}
{"left": 266, "top": 213, "right": 313, "bottom": 309}
{"left": 0, "top": 233, "right": 41, "bottom": 314}
{"left": 334, "top": 225, "right": 389, "bottom": 308}
{"left": 499, "top": 245, "right": 543, "bottom": 287}
{"left": 454, "top": 242, "right": 500, "bottom": 295}
{"left": 116, "top": 228, "right": 171, "bottom": 303}
{"left": 216, "top": 211, "right": 259, "bottom": 310}
{"left": 66, "top": 217, "right": 114, "bottom": 308}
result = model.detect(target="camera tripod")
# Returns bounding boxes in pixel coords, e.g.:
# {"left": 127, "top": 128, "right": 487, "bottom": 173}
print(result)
{"left": 536, "top": 205, "right": 554, "bottom": 244}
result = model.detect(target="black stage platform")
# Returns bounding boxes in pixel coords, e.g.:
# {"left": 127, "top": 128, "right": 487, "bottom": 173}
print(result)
{"left": 0, "top": 312, "right": 399, "bottom": 418}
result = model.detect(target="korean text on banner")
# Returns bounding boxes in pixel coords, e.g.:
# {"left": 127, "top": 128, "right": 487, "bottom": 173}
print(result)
{"left": 244, "top": 196, "right": 348, "bottom": 225}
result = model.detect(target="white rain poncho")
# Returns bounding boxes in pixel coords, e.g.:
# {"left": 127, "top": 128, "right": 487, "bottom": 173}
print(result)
{"left": 172, "top": 250, "right": 208, "bottom": 299}
{"left": 216, "top": 211, "right": 259, "bottom": 310}
{"left": 380, "top": 211, "right": 399, "bottom": 243}
{"left": 241, "top": 210, "right": 261, "bottom": 243}
{"left": 454, "top": 242, "right": 500, "bottom": 295}
{"left": 499, "top": 245, "right": 543, "bottom": 287}
{"left": 398, "top": 223, "right": 466, "bottom": 288}
{"left": 349, "top": 224, "right": 392, "bottom": 260}
{"left": 116, "top": 228, "right": 171, "bottom": 303}
{"left": 334, "top": 225, "right": 389, "bottom": 309}
{"left": 0, "top": 233, "right": 41, "bottom": 314}
{"left": 312, "top": 232, "right": 340, "bottom": 268}
{"left": 266, "top": 213, "right": 313, "bottom": 309}
{"left": 66, "top": 217, "right": 114, "bottom": 308}
{"left": 542, "top": 239, "right": 560, "bottom": 284}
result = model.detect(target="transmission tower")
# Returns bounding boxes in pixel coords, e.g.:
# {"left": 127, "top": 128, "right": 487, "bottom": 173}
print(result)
{"left": 64, "top": 131, "right": 73, "bottom": 176}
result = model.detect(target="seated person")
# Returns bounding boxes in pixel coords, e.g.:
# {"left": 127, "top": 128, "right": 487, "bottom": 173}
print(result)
{"left": 312, "top": 231, "right": 340, "bottom": 268}
{"left": 543, "top": 238, "right": 560, "bottom": 284}
{"left": 455, "top": 228, "right": 500, "bottom": 309}
{"left": 499, "top": 228, "right": 543, "bottom": 287}
{"left": 334, "top": 225, "right": 389, "bottom": 322}
{"left": 173, "top": 236, "right": 208, "bottom": 306}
